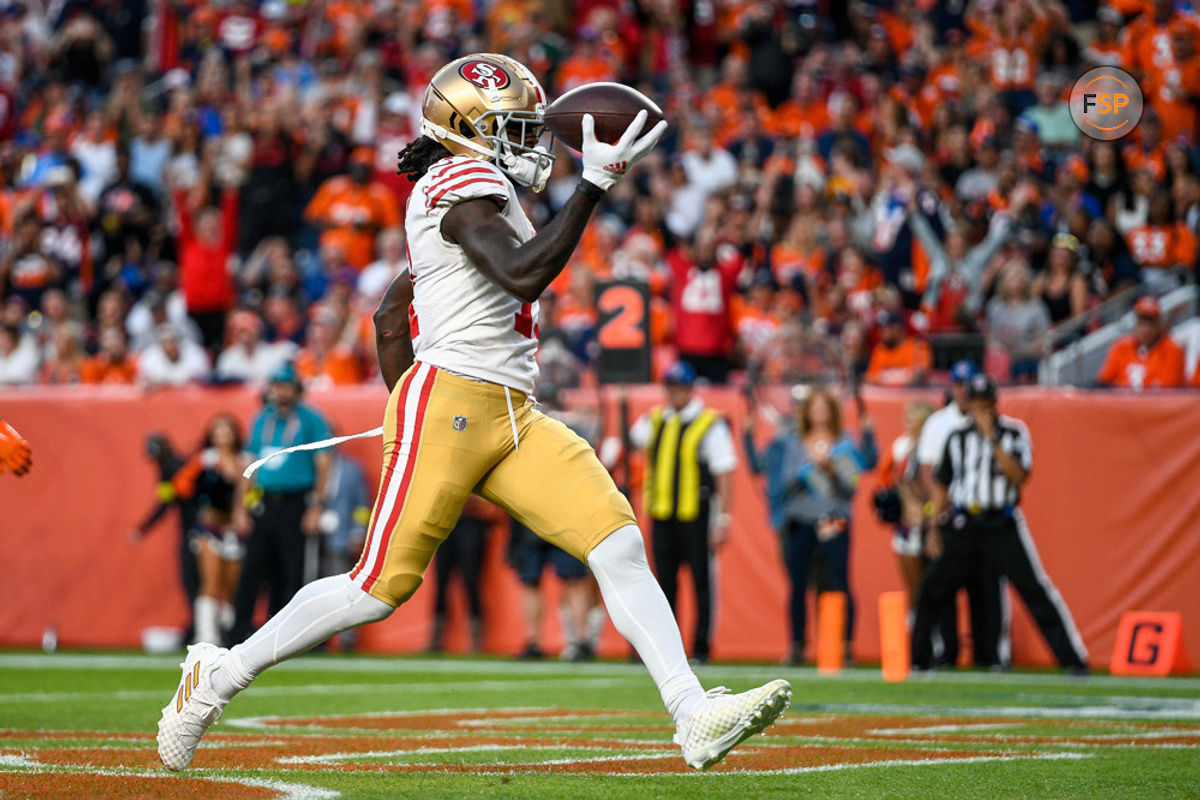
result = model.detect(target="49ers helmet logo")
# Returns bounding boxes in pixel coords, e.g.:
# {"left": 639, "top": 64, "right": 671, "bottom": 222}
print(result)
{"left": 459, "top": 60, "right": 510, "bottom": 91}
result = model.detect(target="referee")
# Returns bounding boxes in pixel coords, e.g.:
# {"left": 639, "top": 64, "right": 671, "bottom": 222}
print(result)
{"left": 911, "top": 375, "right": 1088, "bottom": 673}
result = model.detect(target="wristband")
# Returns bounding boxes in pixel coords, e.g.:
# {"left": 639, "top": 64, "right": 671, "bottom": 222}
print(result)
{"left": 575, "top": 179, "right": 606, "bottom": 202}
{"left": 923, "top": 500, "right": 934, "bottom": 517}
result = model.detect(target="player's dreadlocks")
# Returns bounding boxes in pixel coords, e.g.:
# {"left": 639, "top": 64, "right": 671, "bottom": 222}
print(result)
{"left": 396, "top": 136, "right": 453, "bottom": 182}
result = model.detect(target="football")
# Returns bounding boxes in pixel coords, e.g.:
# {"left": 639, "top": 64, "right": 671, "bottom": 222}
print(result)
{"left": 544, "top": 82, "right": 665, "bottom": 152}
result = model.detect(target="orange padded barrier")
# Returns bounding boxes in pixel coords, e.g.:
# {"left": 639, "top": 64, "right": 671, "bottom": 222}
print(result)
{"left": 1110, "top": 611, "right": 1191, "bottom": 676}
{"left": 878, "top": 591, "right": 910, "bottom": 682}
{"left": 2, "top": 384, "right": 1200, "bottom": 670}
{"left": 816, "top": 592, "right": 847, "bottom": 674}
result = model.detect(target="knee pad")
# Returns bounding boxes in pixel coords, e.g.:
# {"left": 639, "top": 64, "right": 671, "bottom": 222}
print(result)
{"left": 587, "top": 524, "right": 649, "bottom": 577}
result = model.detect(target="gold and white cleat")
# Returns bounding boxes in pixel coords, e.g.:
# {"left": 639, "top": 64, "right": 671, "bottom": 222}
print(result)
{"left": 156, "top": 642, "right": 227, "bottom": 770}
{"left": 674, "top": 679, "right": 792, "bottom": 770}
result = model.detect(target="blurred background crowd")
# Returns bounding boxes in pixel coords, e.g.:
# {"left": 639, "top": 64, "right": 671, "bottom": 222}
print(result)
{"left": 0, "top": 0, "right": 1199, "bottom": 394}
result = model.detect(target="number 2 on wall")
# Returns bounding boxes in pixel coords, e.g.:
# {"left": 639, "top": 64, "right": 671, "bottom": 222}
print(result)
{"left": 597, "top": 285, "right": 647, "bottom": 349}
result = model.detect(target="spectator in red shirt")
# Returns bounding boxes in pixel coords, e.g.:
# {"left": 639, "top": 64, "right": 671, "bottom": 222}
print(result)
{"left": 1096, "top": 296, "right": 1186, "bottom": 389}
{"left": 667, "top": 228, "right": 741, "bottom": 383}
{"left": 175, "top": 181, "right": 239, "bottom": 354}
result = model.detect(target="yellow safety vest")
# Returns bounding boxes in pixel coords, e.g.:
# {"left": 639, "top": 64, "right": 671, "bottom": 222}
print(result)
{"left": 644, "top": 406, "right": 720, "bottom": 522}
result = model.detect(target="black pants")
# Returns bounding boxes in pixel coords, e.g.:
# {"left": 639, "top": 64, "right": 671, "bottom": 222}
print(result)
{"left": 652, "top": 513, "right": 712, "bottom": 661}
{"left": 230, "top": 491, "right": 308, "bottom": 642}
{"left": 783, "top": 521, "right": 853, "bottom": 650}
{"left": 433, "top": 516, "right": 487, "bottom": 618}
{"left": 177, "top": 504, "right": 201, "bottom": 642}
{"left": 913, "top": 511, "right": 1087, "bottom": 669}
{"left": 933, "top": 554, "right": 1007, "bottom": 668}
{"left": 188, "top": 310, "right": 227, "bottom": 355}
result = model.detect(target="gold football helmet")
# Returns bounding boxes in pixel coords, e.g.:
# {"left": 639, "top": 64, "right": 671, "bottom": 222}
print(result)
{"left": 420, "top": 53, "right": 555, "bottom": 191}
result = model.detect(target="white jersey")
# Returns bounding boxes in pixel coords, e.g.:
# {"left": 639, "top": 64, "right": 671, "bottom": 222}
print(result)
{"left": 915, "top": 402, "right": 968, "bottom": 468}
{"left": 406, "top": 155, "right": 540, "bottom": 394}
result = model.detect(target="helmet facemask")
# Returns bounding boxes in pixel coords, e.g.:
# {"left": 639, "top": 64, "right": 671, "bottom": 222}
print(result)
{"left": 479, "top": 108, "right": 555, "bottom": 192}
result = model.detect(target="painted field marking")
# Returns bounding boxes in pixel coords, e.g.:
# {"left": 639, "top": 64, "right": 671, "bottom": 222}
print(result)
{"left": 0, "top": 761, "right": 339, "bottom": 799}
{"left": 599, "top": 752, "right": 1093, "bottom": 777}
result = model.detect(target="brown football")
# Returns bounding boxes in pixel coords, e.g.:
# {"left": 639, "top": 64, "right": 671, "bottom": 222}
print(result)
{"left": 544, "top": 82, "right": 665, "bottom": 152}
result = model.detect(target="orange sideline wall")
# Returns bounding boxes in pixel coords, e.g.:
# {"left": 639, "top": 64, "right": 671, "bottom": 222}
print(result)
{"left": 1, "top": 384, "right": 1198, "bottom": 670}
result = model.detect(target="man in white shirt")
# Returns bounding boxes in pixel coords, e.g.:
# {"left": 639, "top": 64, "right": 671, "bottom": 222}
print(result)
{"left": 0, "top": 324, "right": 39, "bottom": 385}
{"left": 629, "top": 362, "right": 738, "bottom": 663}
{"left": 214, "top": 311, "right": 295, "bottom": 385}
{"left": 915, "top": 360, "right": 1010, "bottom": 668}
{"left": 139, "top": 325, "right": 212, "bottom": 387}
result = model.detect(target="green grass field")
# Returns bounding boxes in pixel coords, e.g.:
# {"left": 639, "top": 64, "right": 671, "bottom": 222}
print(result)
{"left": 0, "top": 652, "right": 1197, "bottom": 799}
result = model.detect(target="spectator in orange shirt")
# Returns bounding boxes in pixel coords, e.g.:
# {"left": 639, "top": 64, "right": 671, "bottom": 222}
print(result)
{"left": 81, "top": 327, "right": 138, "bottom": 385}
{"left": 555, "top": 31, "right": 617, "bottom": 92}
{"left": 295, "top": 305, "right": 363, "bottom": 387}
{"left": 1096, "top": 296, "right": 1186, "bottom": 389}
{"left": 1120, "top": 0, "right": 1200, "bottom": 81}
{"left": 304, "top": 149, "right": 402, "bottom": 270}
{"left": 1125, "top": 194, "right": 1198, "bottom": 287}
{"left": 866, "top": 311, "right": 931, "bottom": 387}
{"left": 1140, "top": 25, "right": 1200, "bottom": 143}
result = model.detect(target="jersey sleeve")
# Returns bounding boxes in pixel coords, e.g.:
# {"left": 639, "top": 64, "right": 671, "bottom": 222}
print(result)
{"left": 422, "top": 157, "right": 510, "bottom": 212}
{"left": 1008, "top": 418, "right": 1034, "bottom": 473}
{"left": 914, "top": 411, "right": 944, "bottom": 466}
{"left": 700, "top": 418, "right": 738, "bottom": 475}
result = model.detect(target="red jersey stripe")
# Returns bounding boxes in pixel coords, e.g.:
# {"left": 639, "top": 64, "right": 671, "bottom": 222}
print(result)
{"left": 428, "top": 158, "right": 500, "bottom": 182}
{"left": 349, "top": 365, "right": 420, "bottom": 581}
{"left": 424, "top": 166, "right": 504, "bottom": 197}
{"left": 428, "top": 177, "right": 506, "bottom": 208}
{"left": 362, "top": 365, "right": 437, "bottom": 593}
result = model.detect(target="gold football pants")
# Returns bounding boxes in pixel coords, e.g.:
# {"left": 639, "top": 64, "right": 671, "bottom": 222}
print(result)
{"left": 349, "top": 362, "right": 636, "bottom": 606}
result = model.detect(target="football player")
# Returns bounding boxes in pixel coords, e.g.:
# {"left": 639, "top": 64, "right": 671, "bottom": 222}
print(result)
{"left": 0, "top": 419, "right": 32, "bottom": 476}
{"left": 158, "top": 54, "right": 790, "bottom": 773}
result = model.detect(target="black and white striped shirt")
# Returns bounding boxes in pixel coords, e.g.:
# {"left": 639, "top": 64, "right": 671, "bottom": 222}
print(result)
{"left": 936, "top": 415, "right": 1033, "bottom": 512}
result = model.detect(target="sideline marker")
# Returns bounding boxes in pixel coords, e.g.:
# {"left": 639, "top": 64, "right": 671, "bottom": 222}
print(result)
{"left": 1110, "top": 611, "right": 1191, "bottom": 676}
{"left": 816, "top": 592, "right": 847, "bottom": 674}
{"left": 879, "top": 591, "right": 910, "bottom": 682}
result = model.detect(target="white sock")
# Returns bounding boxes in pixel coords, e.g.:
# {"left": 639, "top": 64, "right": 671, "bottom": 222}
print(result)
{"left": 587, "top": 524, "right": 704, "bottom": 725}
{"left": 585, "top": 605, "right": 606, "bottom": 650}
{"left": 194, "top": 596, "right": 221, "bottom": 645}
{"left": 210, "top": 574, "right": 393, "bottom": 701}
{"left": 220, "top": 602, "right": 235, "bottom": 632}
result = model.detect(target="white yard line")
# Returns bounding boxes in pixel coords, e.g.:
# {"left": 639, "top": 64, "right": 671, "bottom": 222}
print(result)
{"left": 594, "top": 752, "right": 1094, "bottom": 777}
{"left": 278, "top": 743, "right": 664, "bottom": 765}
{"left": 802, "top": 700, "right": 1200, "bottom": 721}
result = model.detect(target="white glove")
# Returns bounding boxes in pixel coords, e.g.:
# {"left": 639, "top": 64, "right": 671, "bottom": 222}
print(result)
{"left": 580, "top": 109, "right": 669, "bottom": 192}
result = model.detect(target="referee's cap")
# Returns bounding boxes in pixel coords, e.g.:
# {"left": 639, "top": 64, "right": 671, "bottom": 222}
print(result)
{"left": 950, "top": 360, "right": 979, "bottom": 383}
{"left": 965, "top": 374, "right": 997, "bottom": 402}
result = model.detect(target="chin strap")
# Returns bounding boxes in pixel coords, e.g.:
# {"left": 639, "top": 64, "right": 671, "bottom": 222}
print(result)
{"left": 419, "top": 119, "right": 495, "bottom": 160}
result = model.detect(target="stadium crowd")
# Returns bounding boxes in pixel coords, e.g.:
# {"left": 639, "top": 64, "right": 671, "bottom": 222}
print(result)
{"left": 0, "top": 0, "right": 1199, "bottom": 392}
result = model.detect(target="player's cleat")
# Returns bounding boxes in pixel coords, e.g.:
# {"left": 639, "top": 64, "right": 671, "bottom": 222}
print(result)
{"left": 157, "top": 642, "right": 228, "bottom": 770}
{"left": 675, "top": 679, "right": 792, "bottom": 770}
